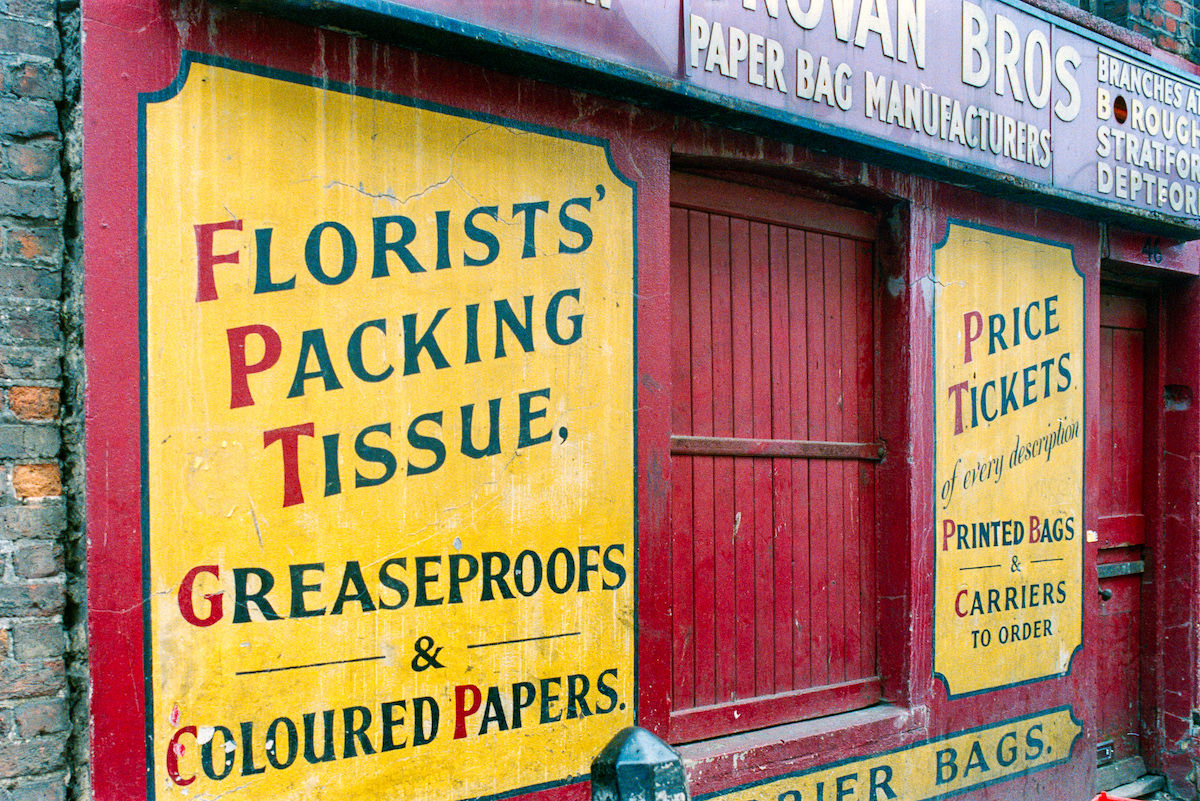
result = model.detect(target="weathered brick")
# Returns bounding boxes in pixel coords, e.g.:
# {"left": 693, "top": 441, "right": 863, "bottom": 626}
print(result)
{"left": 0, "top": 580, "right": 62, "bottom": 617}
{"left": 4, "top": 225, "right": 60, "bottom": 262}
{"left": 0, "top": 0, "right": 59, "bottom": 20}
{"left": 0, "top": 345, "right": 61, "bottom": 381}
{"left": 0, "top": 266, "right": 61, "bottom": 300}
{"left": 0, "top": 660, "right": 64, "bottom": 700}
{"left": 14, "top": 698, "right": 67, "bottom": 736}
{"left": 8, "top": 61, "right": 61, "bottom": 101}
{"left": 0, "top": 425, "right": 60, "bottom": 459}
{"left": 0, "top": 503, "right": 64, "bottom": 539}
{"left": 4, "top": 144, "right": 59, "bottom": 181}
{"left": 0, "top": 736, "right": 66, "bottom": 779}
{"left": 12, "top": 464, "right": 61, "bottom": 498}
{"left": 0, "top": 305, "right": 61, "bottom": 346}
{"left": 13, "top": 540, "right": 60, "bottom": 578}
{"left": 0, "top": 98, "right": 57, "bottom": 138}
{"left": 0, "top": 20, "right": 58, "bottom": 59}
{"left": 0, "top": 2, "right": 69, "bottom": 797}
{"left": 0, "top": 181, "right": 61, "bottom": 219}
{"left": 11, "top": 620, "right": 62, "bottom": 659}
{"left": 1, "top": 774, "right": 67, "bottom": 801}
{"left": 7, "top": 387, "right": 57, "bottom": 420}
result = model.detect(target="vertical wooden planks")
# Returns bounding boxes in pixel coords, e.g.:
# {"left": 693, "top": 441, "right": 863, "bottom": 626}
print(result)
{"left": 1099, "top": 295, "right": 1148, "bottom": 533}
{"left": 769, "top": 223, "right": 794, "bottom": 693}
{"left": 839, "top": 237, "right": 862, "bottom": 683}
{"left": 806, "top": 232, "right": 830, "bottom": 688}
{"left": 788, "top": 228, "right": 812, "bottom": 692}
{"left": 855, "top": 240, "right": 877, "bottom": 680}
{"left": 823, "top": 233, "right": 847, "bottom": 682}
{"left": 1096, "top": 291, "right": 1148, "bottom": 761}
{"left": 1099, "top": 326, "right": 1114, "bottom": 516}
{"left": 688, "top": 210, "right": 716, "bottom": 708}
{"left": 1110, "top": 327, "right": 1134, "bottom": 512}
{"left": 669, "top": 207, "right": 694, "bottom": 712}
{"left": 1121, "top": 328, "right": 1144, "bottom": 513}
{"left": 730, "top": 218, "right": 757, "bottom": 702}
{"left": 711, "top": 216, "right": 736, "bottom": 702}
{"left": 750, "top": 220, "right": 775, "bottom": 697}
{"left": 668, "top": 179, "right": 881, "bottom": 736}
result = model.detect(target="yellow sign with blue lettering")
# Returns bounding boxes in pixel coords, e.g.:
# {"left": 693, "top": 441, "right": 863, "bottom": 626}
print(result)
{"left": 142, "top": 55, "right": 635, "bottom": 801}
{"left": 932, "top": 223, "right": 1084, "bottom": 696}
{"left": 702, "top": 708, "right": 1081, "bottom": 801}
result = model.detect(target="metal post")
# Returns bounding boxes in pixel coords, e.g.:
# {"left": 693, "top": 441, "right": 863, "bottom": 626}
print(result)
{"left": 591, "top": 726, "right": 690, "bottom": 801}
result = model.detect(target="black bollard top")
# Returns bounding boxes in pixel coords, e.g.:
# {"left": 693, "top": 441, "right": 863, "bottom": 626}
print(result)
{"left": 591, "top": 726, "right": 689, "bottom": 801}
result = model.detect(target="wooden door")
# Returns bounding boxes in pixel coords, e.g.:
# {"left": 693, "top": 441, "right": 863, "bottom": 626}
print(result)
{"left": 1096, "top": 292, "right": 1149, "bottom": 775}
{"left": 668, "top": 174, "right": 880, "bottom": 742}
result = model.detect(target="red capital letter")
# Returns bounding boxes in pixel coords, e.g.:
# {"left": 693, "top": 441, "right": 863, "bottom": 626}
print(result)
{"left": 454, "top": 684, "right": 482, "bottom": 740}
{"left": 264, "top": 423, "right": 315, "bottom": 507}
{"left": 942, "top": 519, "right": 957, "bottom": 552}
{"left": 195, "top": 220, "right": 243, "bottom": 302}
{"left": 227, "top": 324, "right": 282, "bottom": 409}
{"left": 947, "top": 380, "right": 970, "bottom": 435}
{"left": 178, "top": 565, "right": 223, "bottom": 627}
{"left": 963, "top": 310, "right": 983, "bottom": 364}
{"left": 166, "top": 726, "right": 197, "bottom": 786}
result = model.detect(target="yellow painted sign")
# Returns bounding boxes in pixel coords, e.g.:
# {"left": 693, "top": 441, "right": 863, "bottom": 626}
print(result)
{"left": 142, "top": 55, "right": 635, "bottom": 800}
{"left": 932, "top": 223, "right": 1083, "bottom": 696}
{"left": 703, "top": 708, "right": 1081, "bottom": 801}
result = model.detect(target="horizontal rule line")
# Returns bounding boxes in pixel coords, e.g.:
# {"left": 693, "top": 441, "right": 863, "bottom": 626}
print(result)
{"left": 670, "top": 435, "right": 884, "bottom": 461}
{"left": 236, "top": 655, "right": 385, "bottom": 676}
{"left": 468, "top": 632, "right": 581, "bottom": 649}
{"left": 959, "top": 564, "right": 1000, "bottom": 571}
{"left": 1031, "top": 558, "right": 1065, "bottom": 564}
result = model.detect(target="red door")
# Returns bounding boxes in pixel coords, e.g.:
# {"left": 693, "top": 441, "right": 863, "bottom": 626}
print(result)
{"left": 1096, "top": 292, "right": 1149, "bottom": 777}
{"left": 668, "top": 174, "right": 880, "bottom": 742}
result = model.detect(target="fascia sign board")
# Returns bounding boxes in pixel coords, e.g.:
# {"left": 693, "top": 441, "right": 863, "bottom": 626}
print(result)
{"left": 227, "top": 0, "right": 1200, "bottom": 238}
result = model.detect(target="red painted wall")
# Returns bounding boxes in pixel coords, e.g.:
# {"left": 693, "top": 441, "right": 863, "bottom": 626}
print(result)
{"left": 82, "top": 0, "right": 1200, "bottom": 797}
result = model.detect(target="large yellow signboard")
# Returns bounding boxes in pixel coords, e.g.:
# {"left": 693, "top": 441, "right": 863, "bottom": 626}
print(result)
{"left": 932, "top": 223, "right": 1083, "bottom": 696}
{"left": 142, "top": 55, "right": 635, "bottom": 800}
{"left": 704, "top": 708, "right": 1081, "bottom": 801}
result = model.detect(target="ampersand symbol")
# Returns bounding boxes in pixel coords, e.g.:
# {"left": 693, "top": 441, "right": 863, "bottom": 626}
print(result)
{"left": 1011, "top": 555, "right": 1021, "bottom": 573}
{"left": 411, "top": 636, "right": 444, "bottom": 671}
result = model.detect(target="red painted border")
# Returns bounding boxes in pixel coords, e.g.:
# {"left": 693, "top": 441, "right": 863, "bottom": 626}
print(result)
{"left": 82, "top": 0, "right": 1176, "bottom": 796}
{"left": 82, "top": 2, "right": 671, "bottom": 798}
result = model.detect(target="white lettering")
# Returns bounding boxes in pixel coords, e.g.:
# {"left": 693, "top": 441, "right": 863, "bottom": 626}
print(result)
{"left": 689, "top": 14, "right": 710, "bottom": 72}
{"left": 962, "top": 2, "right": 989, "bottom": 88}
{"left": 854, "top": 0, "right": 894, "bottom": 58}
{"left": 786, "top": 0, "right": 824, "bottom": 29}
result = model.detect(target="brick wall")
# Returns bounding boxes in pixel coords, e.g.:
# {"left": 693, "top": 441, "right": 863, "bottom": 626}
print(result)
{"left": 1097, "top": 0, "right": 1198, "bottom": 57}
{"left": 0, "top": 0, "right": 70, "bottom": 795}
{"left": 0, "top": 0, "right": 1198, "bottom": 799}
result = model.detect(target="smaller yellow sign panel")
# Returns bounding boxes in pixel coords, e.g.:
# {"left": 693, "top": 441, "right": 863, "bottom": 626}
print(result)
{"left": 706, "top": 708, "right": 1081, "bottom": 801}
{"left": 143, "top": 57, "right": 635, "bottom": 801}
{"left": 933, "top": 223, "right": 1084, "bottom": 695}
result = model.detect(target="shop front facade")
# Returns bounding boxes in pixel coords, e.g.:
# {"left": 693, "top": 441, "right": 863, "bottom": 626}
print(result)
{"left": 54, "top": 0, "right": 1200, "bottom": 800}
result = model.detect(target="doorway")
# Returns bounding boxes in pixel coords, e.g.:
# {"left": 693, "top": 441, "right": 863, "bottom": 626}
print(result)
{"left": 1095, "top": 289, "right": 1153, "bottom": 790}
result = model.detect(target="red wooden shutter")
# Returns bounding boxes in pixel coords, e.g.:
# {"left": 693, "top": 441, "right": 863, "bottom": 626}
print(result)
{"left": 1095, "top": 292, "right": 1148, "bottom": 763}
{"left": 1097, "top": 294, "right": 1146, "bottom": 547}
{"left": 668, "top": 174, "right": 880, "bottom": 742}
